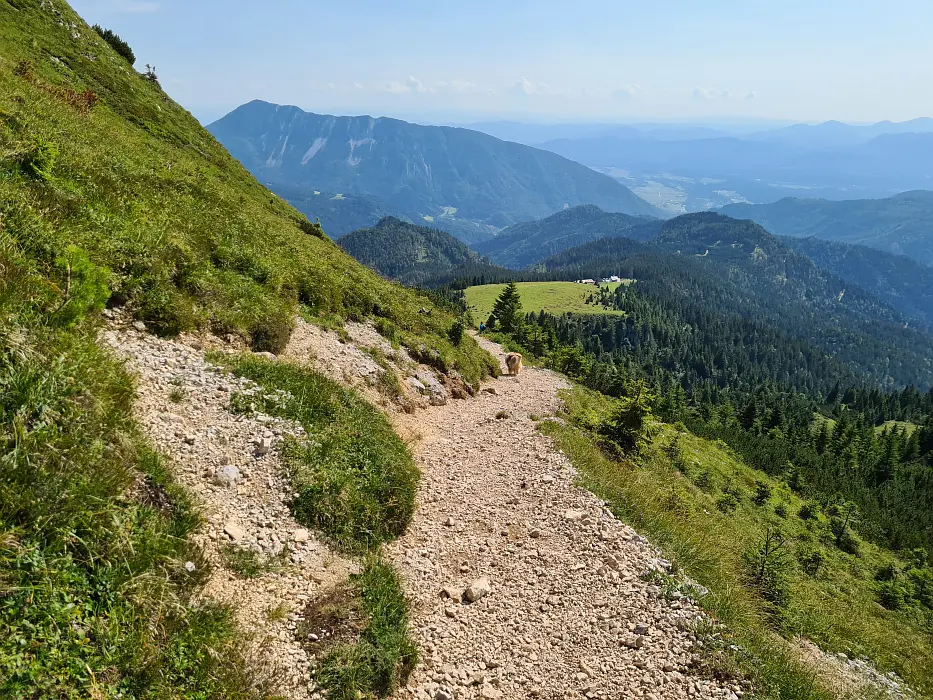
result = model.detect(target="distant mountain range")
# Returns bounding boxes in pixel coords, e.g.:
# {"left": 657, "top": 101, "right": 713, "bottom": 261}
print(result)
{"left": 540, "top": 132, "right": 933, "bottom": 194}
{"left": 474, "top": 205, "right": 660, "bottom": 269}
{"left": 722, "top": 191, "right": 933, "bottom": 267}
{"left": 207, "top": 101, "right": 661, "bottom": 241}
{"left": 503, "top": 118, "right": 933, "bottom": 212}
{"left": 466, "top": 118, "right": 933, "bottom": 150}
{"left": 337, "top": 217, "right": 486, "bottom": 285}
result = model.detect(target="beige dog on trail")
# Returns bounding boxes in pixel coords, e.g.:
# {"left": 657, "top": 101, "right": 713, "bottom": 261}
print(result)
{"left": 505, "top": 352, "right": 523, "bottom": 376}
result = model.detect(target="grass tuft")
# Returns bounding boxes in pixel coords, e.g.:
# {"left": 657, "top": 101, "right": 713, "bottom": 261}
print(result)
{"left": 314, "top": 557, "right": 418, "bottom": 699}
{"left": 214, "top": 354, "right": 419, "bottom": 554}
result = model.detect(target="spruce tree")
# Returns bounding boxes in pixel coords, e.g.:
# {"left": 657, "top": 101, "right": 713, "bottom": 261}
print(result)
{"left": 489, "top": 281, "right": 523, "bottom": 333}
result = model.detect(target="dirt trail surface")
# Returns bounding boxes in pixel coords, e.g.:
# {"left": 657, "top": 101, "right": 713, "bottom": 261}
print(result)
{"left": 389, "top": 337, "right": 739, "bottom": 700}
{"left": 101, "top": 318, "right": 353, "bottom": 700}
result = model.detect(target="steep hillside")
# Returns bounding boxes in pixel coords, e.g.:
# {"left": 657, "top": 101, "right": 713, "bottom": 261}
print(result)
{"left": 338, "top": 217, "right": 485, "bottom": 285}
{"left": 781, "top": 236, "right": 933, "bottom": 327}
{"left": 722, "top": 191, "right": 933, "bottom": 267}
{"left": 207, "top": 100, "right": 661, "bottom": 234}
{"left": 474, "top": 204, "right": 662, "bottom": 269}
{"left": 0, "top": 2, "right": 496, "bottom": 696}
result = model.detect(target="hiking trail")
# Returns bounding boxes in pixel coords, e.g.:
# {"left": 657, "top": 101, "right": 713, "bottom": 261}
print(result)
{"left": 386, "top": 336, "right": 740, "bottom": 700}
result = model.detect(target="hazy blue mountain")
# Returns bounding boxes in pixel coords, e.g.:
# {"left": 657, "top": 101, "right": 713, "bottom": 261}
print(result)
{"left": 208, "top": 101, "right": 660, "bottom": 239}
{"left": 748, "top": 118, "right": 933, "bottom": 149}
{"left": 463, "top": 121, "right": 745, "bottom": 147}
{"left": 338, "top": 217, "right": 486, "bottom": 285}
{"left": 542, "top": 135, "right": 789, "bottom": 176}
{"left": 271, "top": 185, "right": 497, "bottom": 244}
{"left": 473, "top": 204, "right": 662, "bottom": 269}
{"left": 460, "top": 121, "right": 633, "bottom": 146}
{"left": 781, "top": 236, "right": 933, "bottom": 327}
{"left": 539, "top": 127, "right": 933, "bottom": 207}
{"left": 722, "top": 191, "right": 933, "bottom": 266}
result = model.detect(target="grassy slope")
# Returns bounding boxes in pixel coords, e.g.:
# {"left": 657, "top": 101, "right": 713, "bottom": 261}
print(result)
{"left": 544, "top": 386, "right": 933, "bottom": 698}
{"left": 0, "top": 0, "right": 495, "bottom": 384}
{"left": 0, "top": 1, "right": 491, "bottom": 696}
{"left": 465, "top": 281, "right": 628, "bottom": 322}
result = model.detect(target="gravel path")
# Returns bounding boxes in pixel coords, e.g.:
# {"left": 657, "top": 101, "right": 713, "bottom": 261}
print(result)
{"left": 389, "top": 336, "right": 739, "bottom": 700}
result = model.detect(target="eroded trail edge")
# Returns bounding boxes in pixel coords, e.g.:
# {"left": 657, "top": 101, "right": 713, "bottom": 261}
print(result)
{"left": 389, "top": 337, "right": 738, "bottom": 700}
{"left": 103, "top": 320, "right": 354, "bottom": 700}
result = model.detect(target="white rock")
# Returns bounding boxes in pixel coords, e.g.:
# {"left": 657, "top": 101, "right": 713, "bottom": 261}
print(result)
{"left": 292, "top": 529, "right": 310, "bottom": 543}
{"left": 255, "top": 436, "right": 273, "bottom": 456}
{"left": 223, "top": 521, "right": 246, "bottom": 541}
{"left": 212, "top": 464, "right": 240, "bottom": 488}
{"left": 464, "top": 576, "right": 491, "bottom": 603}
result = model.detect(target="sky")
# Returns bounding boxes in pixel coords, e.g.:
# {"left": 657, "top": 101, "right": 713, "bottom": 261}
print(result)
{"left": 70, "top": 0, "right": 933, "bottom": 126}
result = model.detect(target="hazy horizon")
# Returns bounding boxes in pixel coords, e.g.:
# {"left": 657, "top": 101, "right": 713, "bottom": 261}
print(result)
{"left": 70, "top": 0, "right": 933, "bottom": 127}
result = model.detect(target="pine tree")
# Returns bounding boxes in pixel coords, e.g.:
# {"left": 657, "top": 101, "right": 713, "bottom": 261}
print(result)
{"left": 489, "top": 281, "right": 523, "bottom": 333}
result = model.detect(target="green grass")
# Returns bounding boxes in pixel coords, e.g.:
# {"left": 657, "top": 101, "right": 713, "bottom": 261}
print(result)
{"left": 221, "top": 544, "right": 285, "bottom": 579}
{"left": 212, "top": 354, "right": 419, "bottom": 554}
{"left": 465, "top": 281, "right": 628, "bottom": 322}
{"left": 542, "top": 385, "right": 933, "bottom": 699}
{"left": 314, "top": 557, "right": 418, "bottom": 699}
{"left": 0, "top": 302, "right": 259, "bottom": 697}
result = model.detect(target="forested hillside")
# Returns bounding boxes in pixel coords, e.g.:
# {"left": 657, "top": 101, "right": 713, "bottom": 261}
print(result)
{"left": 475, "top": 213, "right": 933, "bottom": 553}
{"left": 723, "top": 191, "right": 933, "bottom": 267}
{"left": 207, "top": 100, "right": 661, "bottom": 237}
{"left": 475, "top": 204, "right": 662, "bottom": 269}
{"left": 782, "top": 236, "right": 933, "bottom": 327}
{"left": 338, "top": 217, "right": 486, "bottom": 285}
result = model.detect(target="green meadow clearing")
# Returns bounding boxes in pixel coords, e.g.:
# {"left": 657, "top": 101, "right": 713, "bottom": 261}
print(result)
{"left": 465, "top": 281, "right": 628, "bottom": 323}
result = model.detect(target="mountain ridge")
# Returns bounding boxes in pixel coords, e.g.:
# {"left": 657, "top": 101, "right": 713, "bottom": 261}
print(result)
{"left": 207, "top": 100, "right": 662, "bottom": 239}
{"left": 474, "top": 204, "right": 662, "bottom": 269}
{"left": 338, "top": 216, "right": 487, "bottom": 285}
{"left": 722, "top": 191, "right": 933, "bottom": 266}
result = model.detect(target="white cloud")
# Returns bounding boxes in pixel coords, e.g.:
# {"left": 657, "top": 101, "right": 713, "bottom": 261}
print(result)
{"left": 746, "top": 90, "right": 758, "bottom": 100}
{"left": 407, "top": 75, "right": 433, "bottom": 93}
{"left": 612, "top": 84, "right": 643, "bottom": 100}
{"left": 692, "top": 86, "right": 732, "bottom": 101}
{"left": 448, "top": 79, "right": 476, "bottom": 93}
{"left": 353, "top": 81, "right": 365, "bottom": 89}
{"left": 382, "top": 76, "right": 434, "bottom": 94}
{"left": 510, "top": 77, "right": 555, "bottom": 96}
